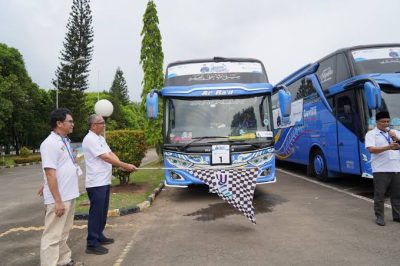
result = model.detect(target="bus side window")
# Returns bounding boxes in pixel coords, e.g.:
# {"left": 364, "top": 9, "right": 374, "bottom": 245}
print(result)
{"left": 336, "top": 93, "right": 360, "bottom": 134}
{"left": 337, "top": 97, "right": 353, "bottom": 123}
{"left": 316, "top": 55, "right": 337, "bottom": 93}
{"left": 336, "top": 53, "right": 351, "bottom": 84}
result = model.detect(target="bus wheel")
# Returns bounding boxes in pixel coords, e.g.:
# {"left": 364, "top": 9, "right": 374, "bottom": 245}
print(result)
{"left": 312, "top": 150, "right": 328, "bottom": 182}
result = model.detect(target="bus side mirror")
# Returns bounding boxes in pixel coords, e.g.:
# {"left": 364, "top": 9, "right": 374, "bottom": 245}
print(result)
{"left": 278, "top": 89, "right": 292, "bottom": 117}
{"left": 146, "top": 90, "right": 159, "bottom": 119}
{"left": 364, "top": 82, "right": 381, "bottom": 109}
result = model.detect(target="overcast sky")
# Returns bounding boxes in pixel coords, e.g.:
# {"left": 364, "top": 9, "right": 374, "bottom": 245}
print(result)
{"left": 1, "top": 0, "right": 399, "bottom": 102}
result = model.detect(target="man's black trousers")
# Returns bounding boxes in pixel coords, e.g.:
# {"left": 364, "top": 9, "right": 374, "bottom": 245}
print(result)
{"left": 373, "top": 172, "right": 400, "bottom": 220}
{"left": 86, "top": 184, "right": 110, "bottom": 247}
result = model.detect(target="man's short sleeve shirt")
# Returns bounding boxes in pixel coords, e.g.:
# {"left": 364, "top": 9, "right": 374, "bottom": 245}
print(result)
{"left": 365, "top": 127, "right": 400, "bottom": 172}
{"left": 40, "top": 132, "right": 79, "bottom": 204}
{"left": 82, "top": 130, "right": 112, "bottom": 188}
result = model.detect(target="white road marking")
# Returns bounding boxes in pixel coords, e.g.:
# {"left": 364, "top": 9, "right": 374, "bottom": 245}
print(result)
{"left": 113, "top": 230, "right": 140, "bottom": 266}
{"left": 277, "top": 168, "right": 392, "bottom": 209}
{"left": 0, "top": 223, "right": 134, "bottom": 238}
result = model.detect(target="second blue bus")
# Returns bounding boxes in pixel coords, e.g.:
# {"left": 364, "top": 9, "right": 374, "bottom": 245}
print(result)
{"left": 272, "top": 44, "right": 400, "bottom": 181}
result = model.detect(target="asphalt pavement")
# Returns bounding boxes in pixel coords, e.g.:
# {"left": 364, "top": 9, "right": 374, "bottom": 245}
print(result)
{"left": 1, "top": 154, "right": 400, "bottom": 265}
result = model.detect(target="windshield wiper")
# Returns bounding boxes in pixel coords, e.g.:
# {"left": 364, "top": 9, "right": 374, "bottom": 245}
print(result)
{"left": 180, "top": 136, "right": 228, "bottom": 151}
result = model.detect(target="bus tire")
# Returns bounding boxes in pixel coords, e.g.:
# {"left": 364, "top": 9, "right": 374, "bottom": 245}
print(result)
{"left": 311, "top": 150, "right": 328, "bottom": 182}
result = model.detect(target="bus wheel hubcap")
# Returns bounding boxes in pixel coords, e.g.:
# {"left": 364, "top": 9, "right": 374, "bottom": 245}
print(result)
{"left": 314, "top": 155, "right": 324, "bottom": 175}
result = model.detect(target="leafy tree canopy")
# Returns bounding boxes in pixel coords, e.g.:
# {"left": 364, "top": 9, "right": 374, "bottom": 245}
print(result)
{"left": 140, "top": 0, "right": 165, "bottom": 149}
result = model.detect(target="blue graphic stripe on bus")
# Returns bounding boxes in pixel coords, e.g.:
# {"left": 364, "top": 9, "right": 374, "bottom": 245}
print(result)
{"left": 164, "top": 148, "right": 274, "bottom": 169}
{"left": 275, "top": 126, "right": 306, "bottom": 158}
{"left": 163, "top": 147, "right": 276, "bottom": 185}
{"left": 161, "top": 82, "right": 273, "bottom": 97}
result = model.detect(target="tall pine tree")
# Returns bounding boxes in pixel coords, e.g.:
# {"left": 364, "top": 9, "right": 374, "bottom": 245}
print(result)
{"left": 110, "top": 67, "right": 129, "bottom": 105}
{"left": 140, "top": 0, "right": 164, "bottom": 150}
{"left": 53, "top": 0, "right": 93, "bottom": 140}
{"left": 108, "top": 67, "right": 129, "bottom": 128}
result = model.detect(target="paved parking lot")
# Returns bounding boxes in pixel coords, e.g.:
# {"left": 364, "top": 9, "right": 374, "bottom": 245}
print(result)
{"left": 1, "top": 157, "right": 400, "bottom": 265}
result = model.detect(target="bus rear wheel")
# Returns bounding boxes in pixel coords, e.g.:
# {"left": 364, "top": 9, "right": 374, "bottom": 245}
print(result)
{"left": 311, "top": 150, "right": 328, "bottom": 182}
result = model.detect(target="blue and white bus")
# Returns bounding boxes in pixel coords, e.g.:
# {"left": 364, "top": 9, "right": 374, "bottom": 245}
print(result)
{"left": 147, "top": 57, "right": 291, "bottom": 187}
{"left": 272, "top": 44, "right": 400, "bottom": 181}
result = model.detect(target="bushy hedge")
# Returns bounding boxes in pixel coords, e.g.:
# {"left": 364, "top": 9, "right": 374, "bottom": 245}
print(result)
{"left": 106, "top": 130, "right": 147, "bottom": 184}
{"left": 20, "top": 146, "right": 30, "bottom": 157}
{"left": 14, "top": 155, "right": 41, "bottom": 164}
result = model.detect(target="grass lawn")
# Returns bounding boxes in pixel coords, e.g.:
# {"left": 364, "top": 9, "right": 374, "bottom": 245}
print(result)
{"left": 75, "top": 161, "right": 164, "bottom": 213}
{"left": 0, "top": 155, "right": 18, "bottom": 166}
{"left": 1, "top": 153, "right": 41, "bottom": 166}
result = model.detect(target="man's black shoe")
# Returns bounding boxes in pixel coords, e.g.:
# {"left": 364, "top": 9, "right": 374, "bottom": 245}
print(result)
{"left": 99, "top": 237, "right": 114, "bottom": 245}
{"left": 375, "top": 217, "right": 386, "bottom": 226}
{"left": 393, "top": 218, "right": 400, "bottom": 223}
{"left": 86, "top": 245, "right": 109, "bottom": 255}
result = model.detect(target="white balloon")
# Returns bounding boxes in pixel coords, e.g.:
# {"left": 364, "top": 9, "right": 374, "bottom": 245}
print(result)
{"left": 94, "top": 99, "right": 114, "bottom": 117}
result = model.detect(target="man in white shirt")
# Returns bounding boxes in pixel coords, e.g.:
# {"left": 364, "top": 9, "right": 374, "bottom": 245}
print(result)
{"left": 82, "top": 114, "right": 136, "bottom": 255}
{"left": 40, "top": 108, "right": 83, "bottom": 266}
{"left": 365, "top": 111, "right": 400, "bottom": 226}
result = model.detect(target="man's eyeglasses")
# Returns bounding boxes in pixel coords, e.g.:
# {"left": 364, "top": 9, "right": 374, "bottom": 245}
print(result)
{"left": 63, "top": 120, "right": 74, "bottom": 124}
{"left": 94, "top": 121, "right": 106, "bottom": 125}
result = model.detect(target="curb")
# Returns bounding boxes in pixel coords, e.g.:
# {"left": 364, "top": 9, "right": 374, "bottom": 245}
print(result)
{"left": 74, "top": 182, "right": 164, "bottom": 220}
{"left": 0, "top": 161, "right": 41, "bottom": 169}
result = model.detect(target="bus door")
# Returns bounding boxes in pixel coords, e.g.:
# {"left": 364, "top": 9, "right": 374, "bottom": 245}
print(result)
{"left": 335, "top": 90, "right": 361, "bottom": 174}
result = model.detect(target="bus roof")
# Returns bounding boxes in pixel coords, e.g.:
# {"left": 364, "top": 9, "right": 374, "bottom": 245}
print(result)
{"left": 166, "top": 57, "right": 268, "bottom": 82}
{"left": 275, "top": 43, "right": 400, "bottom": 88}
{"left": 316, "top": 43, "right": 400, "bottom": 63}
{"left": 167, "top": 57, "right": 265, "bottom": 68}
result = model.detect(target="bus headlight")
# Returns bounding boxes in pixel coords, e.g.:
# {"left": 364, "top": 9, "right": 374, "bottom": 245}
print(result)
{"left": 248, "top": 153, "right": 273, "bottom": 167}
{"left": 166, "top": 156, "right": 194, "bottom": 169}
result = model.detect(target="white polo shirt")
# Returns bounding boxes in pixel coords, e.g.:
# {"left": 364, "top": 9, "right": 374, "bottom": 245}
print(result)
{"left": 82, "top": 130, "right": 112, "bottom": 188}
{"left": 40, "top": 132, "right": 80, "bottom": 204}
{"left": 365, "top": 127, "right": 400, "bottom": 172}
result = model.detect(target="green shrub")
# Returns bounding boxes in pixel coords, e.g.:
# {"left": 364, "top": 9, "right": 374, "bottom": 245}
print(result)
{"left": 106, "top": 130, "right": 147, "bottom": 184}
{"left": 20, "top": 146, "right": 30, "bottom": 157}
{"left": 14, "top": 155, "right": 41, "bottom": 164}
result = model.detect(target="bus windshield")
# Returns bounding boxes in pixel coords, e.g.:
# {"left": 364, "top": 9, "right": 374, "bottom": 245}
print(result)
{"left": 165, "top": 96, "right": 272, "bottom": 144}
{"left": 381, "top": 89, "right": 400, "bottom": 130}
{"left": 367, "top": 89, "right": 400, "bottom": 131}
{"left": 351, "top": 47, "right": 400, "bottom": 75}
{"left": 165, "top": 61, "right": 268, "bottom": 86}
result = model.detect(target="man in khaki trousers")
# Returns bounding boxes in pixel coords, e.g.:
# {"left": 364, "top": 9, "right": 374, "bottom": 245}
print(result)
{"left": 39, "top": 108, "right": 83, "bottom": 266}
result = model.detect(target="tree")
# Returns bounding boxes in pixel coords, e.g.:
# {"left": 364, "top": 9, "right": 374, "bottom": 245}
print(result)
{"left": 140, "top": 0, "right": 164, "bottom": 151}
{"left": 109, "top": 67, "right": 129, "bottom": 128}
{"left": 85, "top": 91, "right": 111, "bottom": 115}
{"left": 110, "top": 67, "right": 129, "bottom": 105}
{"left": 53, "top": 0, "right": 94, "bottom": 141}
{"left": 0, "top": 43, "right": 52, "bottom": 154}
{"left": 84, "top": 91, "right": 127, "bottom": 130}
{"left": 122, "top": 103, "right": 146, "bottom": 130}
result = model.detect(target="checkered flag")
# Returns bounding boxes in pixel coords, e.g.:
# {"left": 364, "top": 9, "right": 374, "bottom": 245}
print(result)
{"left": 188, "top": 168, "right": 258, "bottom": 224}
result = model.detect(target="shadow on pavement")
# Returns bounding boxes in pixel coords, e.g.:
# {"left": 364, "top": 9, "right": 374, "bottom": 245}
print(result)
{"left": 183, "top": 186, "right": 287, "bottom": 222}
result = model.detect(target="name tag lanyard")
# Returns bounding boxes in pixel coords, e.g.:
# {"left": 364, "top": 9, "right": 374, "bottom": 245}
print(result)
{"left": 380, "top": 131, "right": 391, "bottom": 145}
{"left": 60, "top": 137, "right": 81, "bottom": 176}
